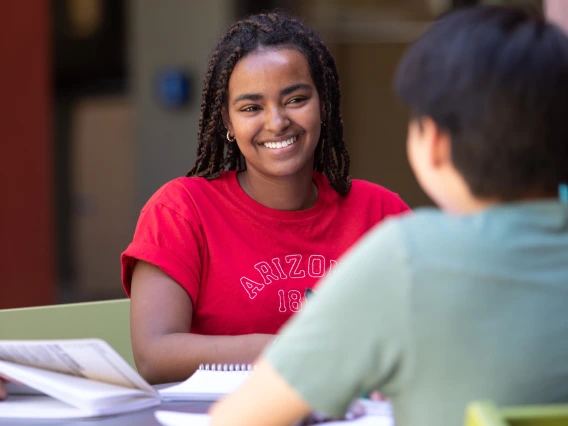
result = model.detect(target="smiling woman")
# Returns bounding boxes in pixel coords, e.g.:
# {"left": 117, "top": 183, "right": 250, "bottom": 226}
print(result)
{"left": 225, "top": 47, "right": 322, "bottom": 209}
{"left": 119, "top": 11, "right": 410, "bottom": 387}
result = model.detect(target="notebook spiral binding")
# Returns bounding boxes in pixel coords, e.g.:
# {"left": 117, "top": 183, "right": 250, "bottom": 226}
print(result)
{"left": 198, "top": 363, "right": 255, "bottom": 372}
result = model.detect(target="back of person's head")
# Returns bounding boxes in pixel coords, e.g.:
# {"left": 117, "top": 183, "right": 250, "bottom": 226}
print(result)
{"left": 189, "top": 11, "right": 351, "bottom": 196}
{"left": 395, "top": 6, "right": 568, "bottom": 201}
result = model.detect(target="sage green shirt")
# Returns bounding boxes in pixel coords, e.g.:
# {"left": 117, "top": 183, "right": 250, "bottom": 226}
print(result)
{"left": 265, "top": 201, "right": 568, "bottom": 426}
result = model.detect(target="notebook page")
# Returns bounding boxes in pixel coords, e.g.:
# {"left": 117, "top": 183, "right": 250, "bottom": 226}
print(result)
{"left": 155, "top": 411, "right": 211, "bottom": 426}
{"left": 159, "top": 370, "right": 252, "bottom": 401}
{"left": 154, "top": 410, "right": 393, "bottom": 426}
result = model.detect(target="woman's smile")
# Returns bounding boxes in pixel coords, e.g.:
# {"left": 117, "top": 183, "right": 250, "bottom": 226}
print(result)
{"left": 260, "top": 135, "right": 298, "bottom": 150}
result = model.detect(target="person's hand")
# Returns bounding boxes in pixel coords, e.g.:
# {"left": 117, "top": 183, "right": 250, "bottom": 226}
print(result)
{"left": 369, "top": 391, "right": 387, "bottom": 401}
{"left": 0, "top": 378, "right": 7, "bottom": 401}
{"left": 0, "top": 373, "right": 18, "bottom": 401}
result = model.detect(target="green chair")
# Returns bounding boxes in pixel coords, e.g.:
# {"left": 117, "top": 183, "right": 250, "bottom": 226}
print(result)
{"left": 0, "top": 299, "right": 135, "bottom": 369}
{"left": 466, "top": 401, "right": 568, "bottom": 426}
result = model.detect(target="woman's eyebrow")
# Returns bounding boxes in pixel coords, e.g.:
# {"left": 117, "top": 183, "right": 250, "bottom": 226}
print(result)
{"left": 232, "top": 83, "right": 312, "bottom": 105}
{"left": 280, "top": 83, "right": 311, "bottom": 96}
{"left": 233, "top": 93, "right": 263, "bottom": 105}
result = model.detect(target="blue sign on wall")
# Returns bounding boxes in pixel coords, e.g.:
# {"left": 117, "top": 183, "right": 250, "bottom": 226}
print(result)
{"left": 156, "top": 69, "right": 191, "bottom": 108}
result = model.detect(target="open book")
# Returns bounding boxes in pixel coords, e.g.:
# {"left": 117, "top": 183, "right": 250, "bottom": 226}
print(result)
{"left": 0, "top": 338, "right": 160, "bottom": 419}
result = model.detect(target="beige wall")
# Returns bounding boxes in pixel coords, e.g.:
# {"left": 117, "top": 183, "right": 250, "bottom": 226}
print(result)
{"left": 66, "top": 2, "right": 236, "bottom": 301}
{"left": 297, "top": 0, "right": 436, "bottom": 207}
{"left": 130, "top": 0, "right": 235, "bottom": 212}
{"left": 71, "top": 98, "right": 134, "bottom": 300}
{"left": 334, "top": 43, "right": 432, "bottom": 207}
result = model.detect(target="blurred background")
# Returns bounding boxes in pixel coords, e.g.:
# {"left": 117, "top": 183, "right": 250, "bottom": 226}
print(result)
{"left": 0, "top": 0, "right": 548, "bottom": 309}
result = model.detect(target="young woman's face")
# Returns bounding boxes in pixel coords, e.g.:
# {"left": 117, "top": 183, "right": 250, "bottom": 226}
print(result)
{"left": 224, "top": 47, "right": 322, "bottom": 179}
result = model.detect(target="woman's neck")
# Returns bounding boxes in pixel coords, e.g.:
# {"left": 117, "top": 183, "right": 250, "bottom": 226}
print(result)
{"left": 237, "top": 169, "right": 318, "bottom": 211}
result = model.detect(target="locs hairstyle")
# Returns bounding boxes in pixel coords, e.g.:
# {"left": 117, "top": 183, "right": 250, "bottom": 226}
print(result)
{"left": 188, "top": 12, "right": 352, "bottom": 196}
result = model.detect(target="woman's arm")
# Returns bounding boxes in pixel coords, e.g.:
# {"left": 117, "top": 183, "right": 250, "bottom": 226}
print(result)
{"left": 130, "top": 261, "right": 275, "bottom": 384}
{"left": 209, "top": 358, "right": 311, "bottom": 426}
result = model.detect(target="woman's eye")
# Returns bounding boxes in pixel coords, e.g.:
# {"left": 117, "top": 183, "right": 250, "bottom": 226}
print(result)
{"left": 288, "top": 97, "right": 306, "bottom": 105}
{"left": 241, "top": 106, "right": 260, "bottom": 112}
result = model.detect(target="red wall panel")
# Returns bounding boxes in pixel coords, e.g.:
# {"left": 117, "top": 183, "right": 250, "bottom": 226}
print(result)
{"left": 0, "top": 1, "right": 55, "bottom": 308}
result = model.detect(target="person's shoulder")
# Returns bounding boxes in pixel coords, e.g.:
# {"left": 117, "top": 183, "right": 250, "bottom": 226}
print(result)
{"left": 142, "top": 172, "right": 232, "bottom": 213}
{"left": 350, "top": 178, "right": 401, "bottom": 198}
{"left": 348, "top": 178, "right": 411, "bottom": 213}
{"left": 385, "top": 207, "right": 474, "bottom": 254}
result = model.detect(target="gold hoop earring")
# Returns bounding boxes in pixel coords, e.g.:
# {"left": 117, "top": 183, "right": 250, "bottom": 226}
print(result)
{"left": 226, "top": 130, "right": 236, "bottom": 142}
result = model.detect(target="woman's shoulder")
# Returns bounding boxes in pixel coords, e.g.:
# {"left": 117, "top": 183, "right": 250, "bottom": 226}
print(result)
{"left": 343, "top": 179, "right": 411, "bottom": 223}
{"left": 316, "top": 173, "right": 409, "bottom": 210}
{"left": 351, "top": 178, "right": 410, "bottom": 212}
{"left": 142, "top": 171, "right": 235, "bottom": 213}
{"left": 350, "top": 179, "right": 400, "bottom": 200}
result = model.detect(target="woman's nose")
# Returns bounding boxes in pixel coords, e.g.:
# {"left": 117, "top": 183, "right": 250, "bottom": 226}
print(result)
{"left": 265, "top": 107, "right": 290, "bottom": 133}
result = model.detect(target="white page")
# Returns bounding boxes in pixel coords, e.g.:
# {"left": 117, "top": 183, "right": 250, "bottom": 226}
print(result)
{"left": 0, "top": 395, "right": 160, "bottom": 419}
{"left": 0, "top": 338, "right": 154, "bottom": 392}
{"left": 154, "top": 410, "right": 393, "bottom": 426}
{"left": 159, "top": 370, "right": 252, "bottom": 401}
{"left": 358, "top": 399, "right": 392, "bottom": 417}
{"left": 0, "top": 360, "right": 159, "bottom": 417}
{"left": 0, "top": 395, "right": 92, "bottom": 419}
{"left": 155, "top": 411, "right": 211, "bottom": 426}
{"left": 323, "top": 412, "right": 393, "bottom": 426}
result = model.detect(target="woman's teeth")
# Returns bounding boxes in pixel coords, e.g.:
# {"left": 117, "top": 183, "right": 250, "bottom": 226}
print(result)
{"left": 262, "top": 136, "right": 297, "bottom": 149}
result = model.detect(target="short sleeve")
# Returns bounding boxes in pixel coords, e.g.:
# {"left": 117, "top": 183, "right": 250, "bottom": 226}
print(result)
{"left": 382, "top": 190, "right": 411, "bottom": 218}
{"left": 120, "top": 182, "right": 205, "bottom": 305}
{"left": 390, "top": 195, "right": 411, "bottom": 215}
{"left": 264, "top": 219, "right": 412, "bottom": 418}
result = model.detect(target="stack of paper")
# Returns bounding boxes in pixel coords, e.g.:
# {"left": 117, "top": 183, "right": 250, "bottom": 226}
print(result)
{"left": 154, "top": 400, "right": 394, "bottom": 426}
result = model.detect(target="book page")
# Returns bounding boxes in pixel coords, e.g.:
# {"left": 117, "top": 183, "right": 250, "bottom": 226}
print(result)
{"left": 0, "top": 394, "right": 160, "bottom": 419}
{"left": 0, "top": 360, "right": 159, "bottom": 417}
{"left": 0, "top": 395, "right": 91, "bottom": 419}
{"left": 0, "top": 338, "right": 154, "bottom": 392}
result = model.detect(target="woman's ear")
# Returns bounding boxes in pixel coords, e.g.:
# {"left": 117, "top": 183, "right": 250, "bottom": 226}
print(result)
{"left": 222, "top": 107, "right": 234, "bottom": 135}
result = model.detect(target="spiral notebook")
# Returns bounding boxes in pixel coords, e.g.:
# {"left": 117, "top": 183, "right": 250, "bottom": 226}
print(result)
{"left": 159, "top": 363, "right": 254, "bottom": 402}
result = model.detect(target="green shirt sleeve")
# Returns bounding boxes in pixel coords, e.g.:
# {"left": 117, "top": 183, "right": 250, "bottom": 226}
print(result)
{"left": 264, "top": 219, "right": 411, "bottom": 418}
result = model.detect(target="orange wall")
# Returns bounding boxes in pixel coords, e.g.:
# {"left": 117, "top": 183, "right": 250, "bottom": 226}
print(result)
{"left": 0, "top": 1, "right": 55, "bottom": 308}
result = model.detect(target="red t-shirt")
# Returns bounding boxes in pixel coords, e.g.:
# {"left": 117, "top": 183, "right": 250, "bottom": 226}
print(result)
{"left": 121, "top": 171, "right": 409, "bottom": 335}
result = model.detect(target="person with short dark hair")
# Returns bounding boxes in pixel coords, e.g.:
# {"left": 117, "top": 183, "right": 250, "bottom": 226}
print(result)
{"left": 209, "top": 6, "right": 568, "bottom": 426}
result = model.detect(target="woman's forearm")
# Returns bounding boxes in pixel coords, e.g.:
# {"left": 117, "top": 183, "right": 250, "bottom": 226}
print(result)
{"left": 135, "top": 332, "right": 275, "bottom": 384}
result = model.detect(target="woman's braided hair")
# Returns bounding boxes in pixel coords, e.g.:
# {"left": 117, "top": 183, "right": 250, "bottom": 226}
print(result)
{"left": 188, "top": 12, "right": 351, "bottom": 196}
